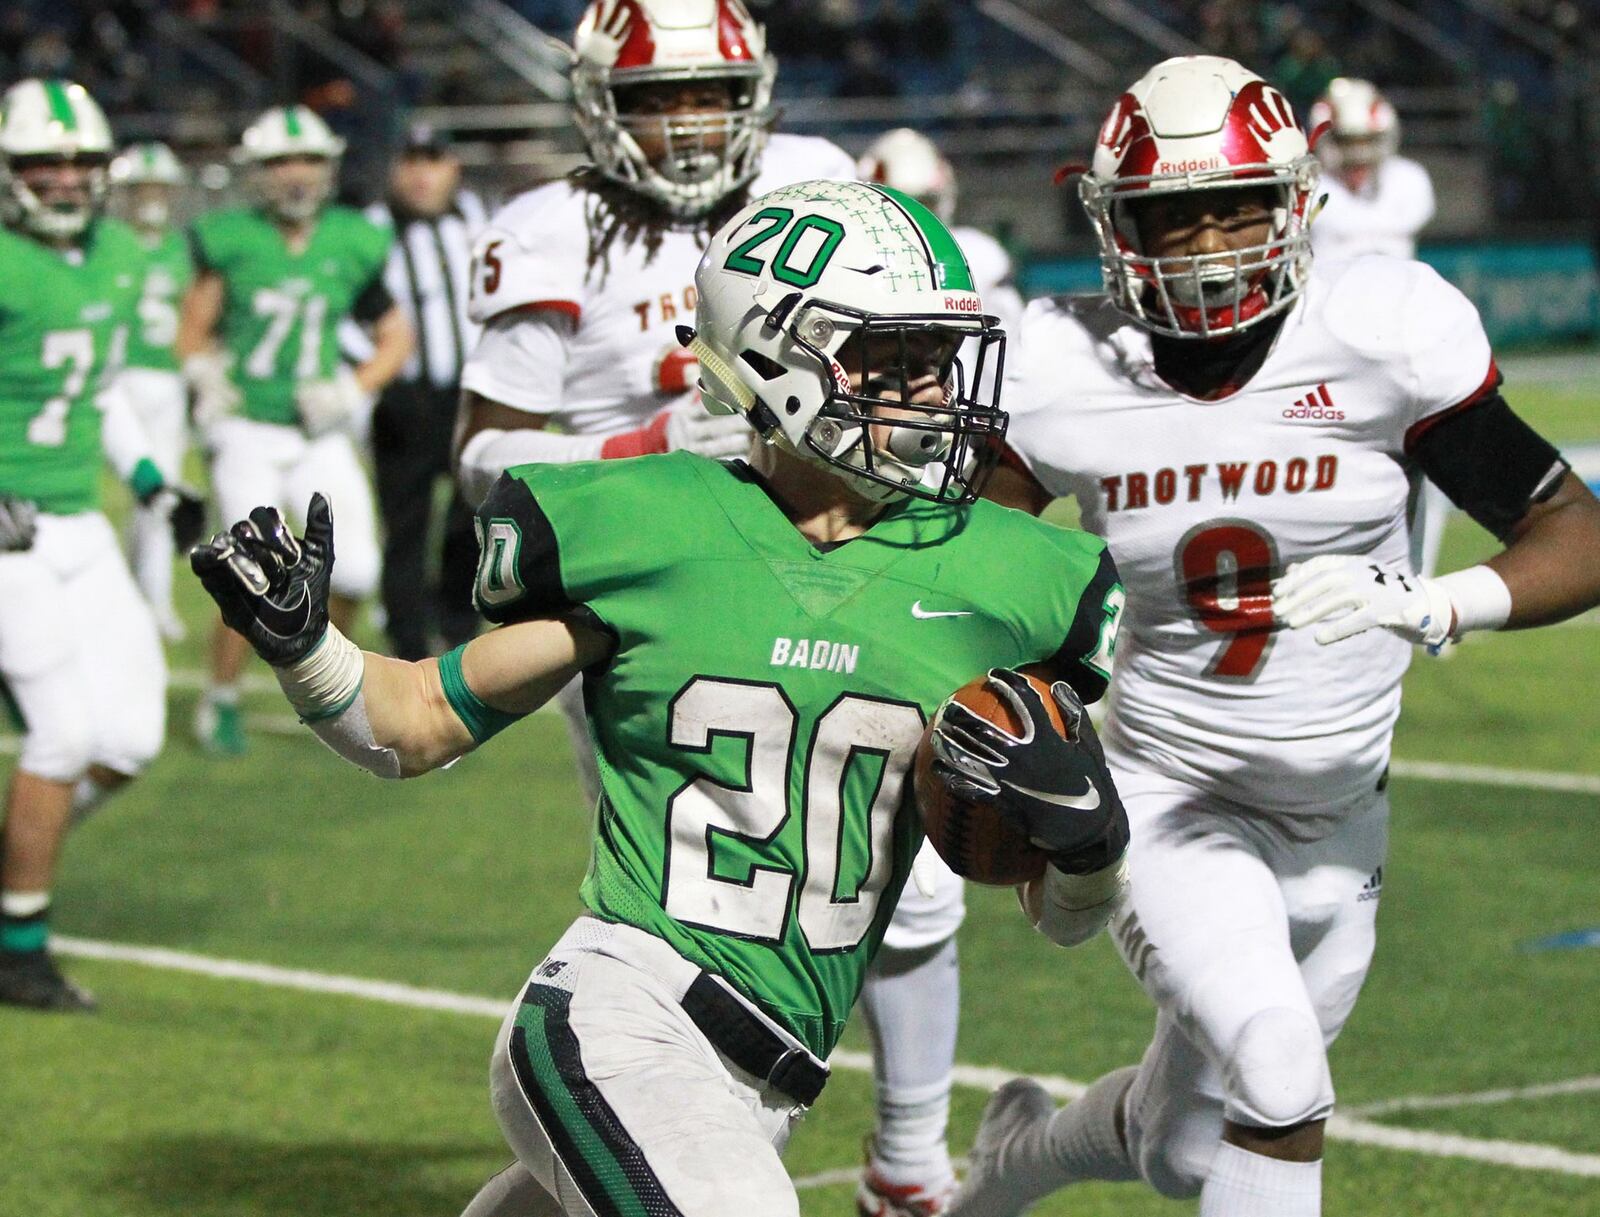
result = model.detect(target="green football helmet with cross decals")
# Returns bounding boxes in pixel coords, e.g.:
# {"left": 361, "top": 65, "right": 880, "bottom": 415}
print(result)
{"left": 686, "top": 178, "right": 1008, "bottom": 505}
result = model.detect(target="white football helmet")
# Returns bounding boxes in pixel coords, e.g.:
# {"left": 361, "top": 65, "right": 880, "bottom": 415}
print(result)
{"left": 1309, "top": 78, "right": 1399, "bottom": 172}
{"left": 1077, "top": 55, "right": 1320, "bottom": 339}
{"left": 236, "top": 105, "right": 345, "bottom": 222}
{"left": 689, "top": 179, "right": 1007, "bottom": 504}
{"left": 857, "top": 128, "right": 957, "bottom": 223}
{"left": 571, "top": 0, "right": 776, "bottom": 217}
{"left": 0, "top": 78, "right": 115, "bottom": 240}
{"left": 110, "top": 141, "right": 187, "bottom": 230}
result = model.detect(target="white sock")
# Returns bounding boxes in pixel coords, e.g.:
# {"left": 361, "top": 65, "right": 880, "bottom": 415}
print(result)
{"left": 208, "top": 683, "right": 241, "bottom": 707}
{"left": 1042, "top": 1065, "right": 1140, "bottom": 1184}
{"left": 874, "top": 1080, "right": 955, "bottom": 1187}
{"left": 1199, "top": 1142, "right": 1321, "bottom": 1217}
{"left": 1, "top": 891, "right": 50, "bottom": 918}
{"left": 861, "top": 937, "right": 960, "bottom": 1186}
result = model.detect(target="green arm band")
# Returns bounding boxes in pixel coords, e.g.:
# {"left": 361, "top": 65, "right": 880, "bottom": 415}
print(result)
{"left": 438, "top": 644, "right": 527, "bottom": 744}
{"left": 129, "top": 458, "right": 165, "bottom": 502}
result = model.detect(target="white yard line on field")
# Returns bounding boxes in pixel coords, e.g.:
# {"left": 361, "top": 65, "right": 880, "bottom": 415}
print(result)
{"left": 50, "top": 935, "right": 1600, "bottom": 1179}
{"left": 1346, "top": 1075, "right": 1600, "bottom": 1118}
{"left": 1386, "top": 759, "right": 1600, "bottom": 796}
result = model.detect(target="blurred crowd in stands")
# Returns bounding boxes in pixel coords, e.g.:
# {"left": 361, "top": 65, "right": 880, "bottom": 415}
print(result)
{"left": 3, "top": 0, "right": 1594, "bottom": 231}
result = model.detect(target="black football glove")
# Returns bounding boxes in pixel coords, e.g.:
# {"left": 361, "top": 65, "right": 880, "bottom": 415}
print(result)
{"left": 0, "top": 495, "right": 38, "bottom": 552}
{"left": 930, "top": 668, "right": 1129, "bottom": 874}
{"left": 190, "top": 494, "right": 334, "bottom": 667}
{"left": 139, "top": 483, "right": 209, "bottom": 554}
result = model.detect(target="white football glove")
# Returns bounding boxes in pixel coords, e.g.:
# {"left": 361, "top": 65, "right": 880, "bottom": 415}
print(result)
{"left": 663, "top": 396, "right": 751, "bottom": 459}
{"left": 295, "top": 365, "right": 373, "bottom": 438}
{"left": 1272, "top": 554, "right": 1455, "bottom": 649}
{"left": 182, "top": 351, "right": 242, "bottom": 428}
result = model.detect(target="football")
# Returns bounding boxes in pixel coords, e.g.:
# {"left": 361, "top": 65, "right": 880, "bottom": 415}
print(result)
{"left": 913, "top": 667, "right": 1067, "bottom": 886}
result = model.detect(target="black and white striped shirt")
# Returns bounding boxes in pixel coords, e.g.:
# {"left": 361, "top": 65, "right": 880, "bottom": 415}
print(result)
{"left": 342, "top": 190, "right": 487, "bottom": 391}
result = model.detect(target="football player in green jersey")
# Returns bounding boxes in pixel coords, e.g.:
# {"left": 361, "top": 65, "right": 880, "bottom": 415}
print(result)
{"left": 109, "top": 141, "right": 195, "bottom": 640}
{"left": 0, "top": 80, "right": 202, "bottom": 1011}
{"left": 178, "top": 105, "right": 413, "bottom": 754}
{"left": 192, "top": 180, "right": 1129, "bottom": 1217}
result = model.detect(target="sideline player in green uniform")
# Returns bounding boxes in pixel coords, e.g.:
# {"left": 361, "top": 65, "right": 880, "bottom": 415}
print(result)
{"left": 192, "top": 180, "right": 1130, "bottom": 1216}
{"left": 109, "top": 141, "right": 195, "bottom": 639}
{"left": 0, "top": 80, "right": 202, "bottom": 1011}
{"left": 178, "top": 104, "right": 412, "bottom": 755}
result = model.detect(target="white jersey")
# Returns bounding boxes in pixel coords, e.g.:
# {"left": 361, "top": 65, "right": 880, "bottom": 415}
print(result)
{"left": 461, "top": 134, "right": 855, "bottom": 437}
{"left": 1006, "top": 256, "right": 1494, "bottom": 814}
{"left": 1310, "top": 156, "right": 1435, "bottom": 262}
{"left": 952, "top": 225, "right": 1024, "bottom": 337}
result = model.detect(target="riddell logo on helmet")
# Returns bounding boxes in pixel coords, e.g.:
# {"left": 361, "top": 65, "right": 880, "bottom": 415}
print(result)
{"left": 1158, "top": 157, "right": 1223, "bottom": 173}
{"left": 944, "top": 295, "right": 982, "bottom": 313}
{"left": 1283, "top": 383, "right": 1344, "bottom": 420}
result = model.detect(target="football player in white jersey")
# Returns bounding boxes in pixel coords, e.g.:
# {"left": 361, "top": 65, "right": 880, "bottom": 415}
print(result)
{"left": 850, "top": 124, "right": 1028, "bottom": 1216}
{"left": 1307, "top": 78, "right": 1434, "bottom": 263}
{"left": 1307, "top": 78, "right": 1453, "bottom": 579}
{"left": 948, "top": 56, "right": 1600, "bottom": 1217}
{"left": 858, "top": 128, "right": 1024, "bottom": 339}
{"left": 454, "top": 0, "right": 852, "bottom": 808}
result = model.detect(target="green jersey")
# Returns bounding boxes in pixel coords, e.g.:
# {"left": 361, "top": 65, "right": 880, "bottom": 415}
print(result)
{"left": 468, "top": 454, "right": 1122, "bottom": 1058}
{"left": 189, "top": 206, "right": 392, "bottom": 426}
{"left": 124, "top": 228, "right": 194, "bottom": 373}
{"left": 0, "top": 219, "right": 145, "bottom": 514}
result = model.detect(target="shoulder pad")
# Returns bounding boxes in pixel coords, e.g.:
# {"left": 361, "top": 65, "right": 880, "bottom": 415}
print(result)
{"left": 757, "top": 134, "right": 858, "bottom": 189}
{"left": 467, "top": 181, "right": 589, "bottom": 326}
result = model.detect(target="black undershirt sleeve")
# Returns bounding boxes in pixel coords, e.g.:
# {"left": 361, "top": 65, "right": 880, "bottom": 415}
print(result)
{"left": 1408, "top": 391, "right": 1569, "bottom": 541}
{"left": 1047, "top": 546, "right": 1122, "bottom": 706}
{"left": 350, "top": 271, "right": 395, "bottom": 324}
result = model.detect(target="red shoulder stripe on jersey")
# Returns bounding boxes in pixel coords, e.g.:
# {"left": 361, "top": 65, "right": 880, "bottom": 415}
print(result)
{"left": 490, "top": 300, "right": 583, "bottom": 325}
{"left": 1403, "top": 357, "right": 1502, "bottom": 455}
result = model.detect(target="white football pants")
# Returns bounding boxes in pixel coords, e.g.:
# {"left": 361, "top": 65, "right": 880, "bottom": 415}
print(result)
{"left": 206, "top": 417, "right": 380, "bottom": 599}
{"left": 469, "top": 917, "right": 809, "bottom": 1217}
{"left": 1106, "top": 764, "right": 1387, "bottom": 1198}
{"left": 0, "top": 512, "right": 166, "bottom": 780}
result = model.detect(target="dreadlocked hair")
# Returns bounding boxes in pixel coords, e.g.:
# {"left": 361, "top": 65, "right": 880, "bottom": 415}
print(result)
{"left": 572, "top": 166, "right": 752, "bottom": 285}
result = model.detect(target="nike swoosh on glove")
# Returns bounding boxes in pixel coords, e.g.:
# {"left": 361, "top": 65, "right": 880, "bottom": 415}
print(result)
{"left": 663, "top": 396, "right": 752, "bottom": 459}
{"left": 191, "top": 494, "right": 335, "bottom": 666}
{"left": 929, "top": 668, "right": 1129, "bottom": 873}
{"left": 1272, "top": 554, "right": 1454, "bottom": 650}
{"left": 0, "top": 495, "right": 38, "bottom": 552}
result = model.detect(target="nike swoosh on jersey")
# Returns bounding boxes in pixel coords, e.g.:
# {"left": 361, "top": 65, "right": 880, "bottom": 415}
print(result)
{"left": 1007, "top": 782, "right": 1101, "bottom": 812}
{"left": 911, "top": 601, "right": 973, "bottom": 619}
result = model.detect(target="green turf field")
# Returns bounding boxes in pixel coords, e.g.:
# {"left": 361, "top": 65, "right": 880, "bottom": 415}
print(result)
{"left": 3, "top": 368, "right": 1597, "bottom": 1216}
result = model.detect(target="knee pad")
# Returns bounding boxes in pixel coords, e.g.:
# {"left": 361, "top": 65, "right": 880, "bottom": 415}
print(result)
{"left": 1224, "top": 1006, "right": 1332, "bottom": 1129}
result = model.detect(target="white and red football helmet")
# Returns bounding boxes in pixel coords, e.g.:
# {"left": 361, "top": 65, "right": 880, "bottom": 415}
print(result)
{"left": 857, "top": 128, "right": 957, "bottom": 223}
{"left": 570, "top": 0, "right": 776, "bottom": 217}
{"left": 1309, "top": 77, "right": 1399, "bottom": 173}
{"left": 1077, "top": 55, "right": 1320, "bottom": 339}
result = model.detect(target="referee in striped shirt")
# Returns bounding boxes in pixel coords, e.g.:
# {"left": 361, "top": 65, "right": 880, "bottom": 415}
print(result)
{"left": 351, "top": 125, "right": 487, "bottom": 660}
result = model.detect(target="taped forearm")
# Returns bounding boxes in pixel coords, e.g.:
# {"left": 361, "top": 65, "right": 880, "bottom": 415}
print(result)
{"left": 457, "top": 426, "right": 607, "bottom": 505}
{"left": 274, "top": 625, "right": 403, "bottom": 779}
{"left": 1018, "top": 853, "right": 1130, "bottom": 948}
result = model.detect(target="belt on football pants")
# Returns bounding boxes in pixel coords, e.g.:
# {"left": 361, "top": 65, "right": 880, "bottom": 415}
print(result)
{"left": 680, "top": 972, "right": 829, "bottom": 1106}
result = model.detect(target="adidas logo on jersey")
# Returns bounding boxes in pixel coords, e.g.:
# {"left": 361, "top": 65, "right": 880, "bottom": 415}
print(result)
{"left": 1357, "top": 866, "right": 1384, "bottom": 902}
{"left": 1283, "top": 383, "right": 1345, "bottom": 421}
